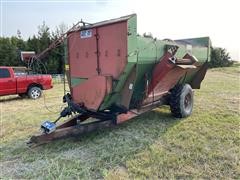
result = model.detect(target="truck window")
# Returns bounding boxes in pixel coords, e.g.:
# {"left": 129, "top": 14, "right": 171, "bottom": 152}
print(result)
{"left": 13, "top": 67, "right": 28, "bottom": 76}
{"left": 0, "top": 68, "right": 11, "bottom": 78}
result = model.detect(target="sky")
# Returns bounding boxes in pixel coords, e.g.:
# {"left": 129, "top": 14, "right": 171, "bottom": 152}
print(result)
{"left": 1, "top": 0, "right": 239, "bottom": 60}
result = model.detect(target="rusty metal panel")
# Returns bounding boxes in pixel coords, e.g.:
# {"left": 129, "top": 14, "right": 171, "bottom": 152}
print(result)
{"left": 68, "top": 29, "right": 98, "bottom": 78}
{"left": 117, "top": 111, "right": 136, "bottom": 124}
{"left": 148, "top": 52, "right": 175, "bottom": 94}
{"left": 143, "top": 67, "right": 187, "bottom": 105}
{"left": 98, "top": 21, "right": 128, "bottom": 79}
{"left": 29, "top": 116, "right": 113, "bottom": 145}
{"left": 71, "top": 75, "right": 112, "bottom": 110}
{"left": 190, "top": 61, "right": 208, "bottom": 89}
{"left": 117, "top": 98, "right": 165, "bottom": 124}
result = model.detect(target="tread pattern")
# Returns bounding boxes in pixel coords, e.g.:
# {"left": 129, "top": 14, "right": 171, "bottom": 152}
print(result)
{"left": 169, "top": 84, "right": 184, "bottom": 118}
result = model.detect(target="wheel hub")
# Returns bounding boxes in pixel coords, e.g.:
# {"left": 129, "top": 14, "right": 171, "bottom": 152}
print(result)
{"left": 32, "top": 89, "right": 40, "bottom": 98}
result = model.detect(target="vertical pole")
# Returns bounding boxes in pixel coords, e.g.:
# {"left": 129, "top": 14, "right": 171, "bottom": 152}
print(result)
{"left": 63, "top": 55, "right": 66, "bottom": 95}
{"left": 95, "top": 28, "right": 101, "bottom": 75}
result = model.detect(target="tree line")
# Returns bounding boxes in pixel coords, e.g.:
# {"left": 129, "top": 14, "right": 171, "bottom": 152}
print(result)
{"left": 0, "top": 22, "right": 67, "bottom": 74}
{"left": 0, "top": 22, "right": 233, "bottom": 74}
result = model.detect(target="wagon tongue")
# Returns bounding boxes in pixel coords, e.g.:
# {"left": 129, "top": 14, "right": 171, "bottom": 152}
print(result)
{"left": 28, "top": 116, "right": 115, "bottom": 146}
{"left": 27, "top": 94, "right": 116, "bottom": 146}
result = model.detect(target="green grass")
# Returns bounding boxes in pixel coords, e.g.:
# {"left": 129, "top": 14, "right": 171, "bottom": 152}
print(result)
{"left": 0, "top": 65, "right": 239, "bottom": 179}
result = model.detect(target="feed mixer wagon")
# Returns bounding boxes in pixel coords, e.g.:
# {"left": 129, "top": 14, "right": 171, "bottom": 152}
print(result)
{"left": 29, "top": 14, "right": 211, "bottom": 145}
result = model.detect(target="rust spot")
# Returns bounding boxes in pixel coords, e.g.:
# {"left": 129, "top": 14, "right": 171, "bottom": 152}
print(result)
{"left": 105, "top": 50, "right": 108, "bottom": 57}
{"left": 85, "top": 52, "right": 89, "bottom": 58}
{"left": 117, "top": 49, "right": 121, "bottom": 57}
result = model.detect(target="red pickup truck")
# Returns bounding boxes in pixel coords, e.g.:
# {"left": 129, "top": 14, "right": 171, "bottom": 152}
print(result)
{"left": 0, "top": 66, "right": 53, "bottom": 99}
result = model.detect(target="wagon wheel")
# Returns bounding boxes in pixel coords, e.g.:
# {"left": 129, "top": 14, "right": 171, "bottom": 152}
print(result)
{"left": 169, "top": 84, "right": 194, "bottom": 118}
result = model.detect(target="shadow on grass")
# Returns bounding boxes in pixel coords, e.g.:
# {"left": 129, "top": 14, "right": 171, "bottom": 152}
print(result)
{"left": 2, "top": 107, "right": 181, "bottom": 178}
{"left": 0, "top": 96, "right": 24, "bottom": 102}
{"left": 41, "top": 108, "right": 179, "bottom": 148}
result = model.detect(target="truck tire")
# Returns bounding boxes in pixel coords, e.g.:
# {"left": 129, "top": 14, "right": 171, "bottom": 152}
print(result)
{"left": 169, "top": 84, "right": 193, "bottom": 118}
{"left": 28, "top": 87, "right": 42, "bottom": 99}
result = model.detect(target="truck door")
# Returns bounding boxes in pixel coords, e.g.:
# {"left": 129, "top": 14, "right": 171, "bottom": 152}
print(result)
{"left": 0, "top": 68, "right": 16, "bottom": 96}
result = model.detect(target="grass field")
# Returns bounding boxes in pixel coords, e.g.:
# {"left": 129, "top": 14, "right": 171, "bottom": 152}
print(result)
{"left": 0, "top": 65, "right": 239, "bottom": 179}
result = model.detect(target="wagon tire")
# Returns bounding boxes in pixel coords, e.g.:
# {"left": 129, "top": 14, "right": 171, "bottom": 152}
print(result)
{"left": 28, "top": 87, "right": 42, "bottom": 99}
{"left": 169, "top": 84, "right": 193, "bottom": 118}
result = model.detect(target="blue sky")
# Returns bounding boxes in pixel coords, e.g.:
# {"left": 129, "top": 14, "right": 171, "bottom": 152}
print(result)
{"left": 1, "top": 0, "right": 239, "bottom": 60}
{"left": 1, "top": 0, "right": 132, "bottom": 38}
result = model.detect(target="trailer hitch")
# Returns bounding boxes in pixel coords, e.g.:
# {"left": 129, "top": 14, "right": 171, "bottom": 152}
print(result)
{"left": 40, "top": 93, "right": 116, "bottom": 134}
{"left": 41, "top": 93, "right": 86, "bottom": 134}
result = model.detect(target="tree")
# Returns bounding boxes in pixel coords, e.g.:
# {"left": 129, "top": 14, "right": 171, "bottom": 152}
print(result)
{"left": 27, "top": 35, "right": 40, "bottom": 52}
{"left": 0, "top": 22, "right": 67, "bottom": 74}
{"left": 17, "top": 29, "right": 22, "bottom": 39}
{"left": 209, "top": 47, "right": 233, "bottom": 68}
{"left": 54, "top": 22, "right": 68, "bottom": 37}
{"left": 37, "top": 21, "right": 51, "bottom": 52}
{"left": 0, "top": 37, "right": 26, "bottom": 66}
{"left": 43, "top": 23, "right": 68, "bottom": 74}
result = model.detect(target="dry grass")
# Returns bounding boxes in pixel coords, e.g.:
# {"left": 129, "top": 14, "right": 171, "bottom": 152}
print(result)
{"left": 0, "top": 65, "right": 239, "bottom": 179}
